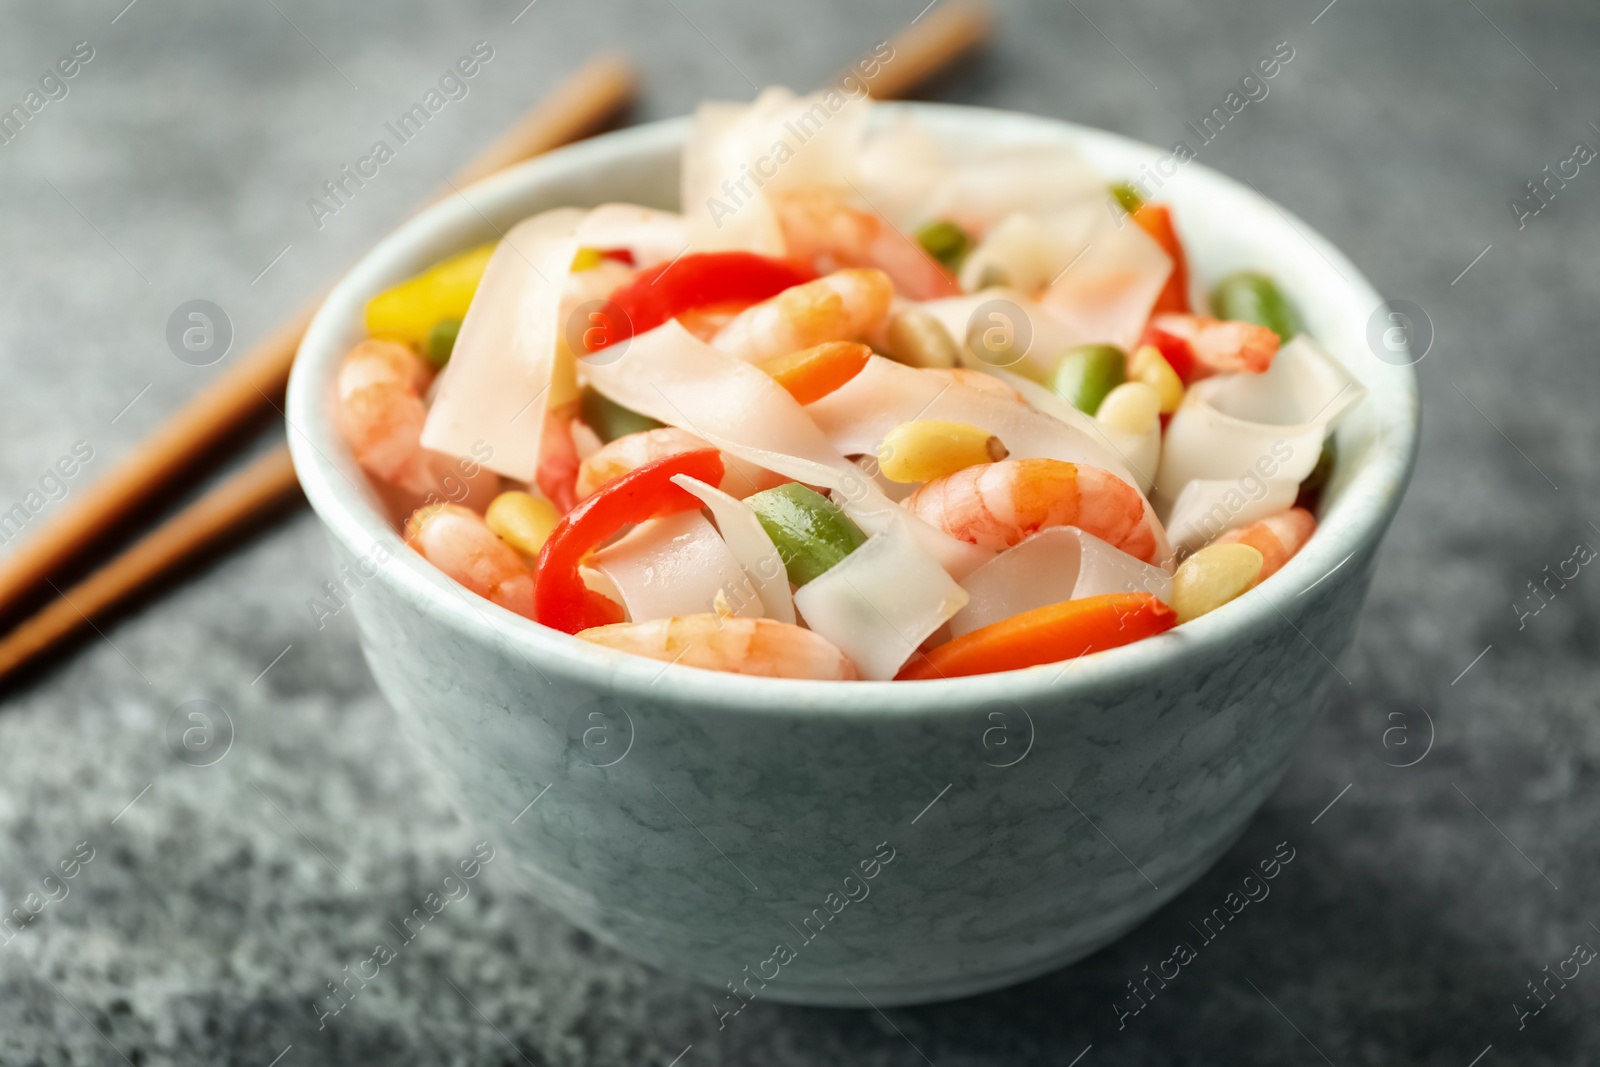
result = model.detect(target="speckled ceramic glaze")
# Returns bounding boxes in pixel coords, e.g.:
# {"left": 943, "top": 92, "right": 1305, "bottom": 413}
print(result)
{"left": 287, "top": 106, "right": 1420, "bottom": 1007}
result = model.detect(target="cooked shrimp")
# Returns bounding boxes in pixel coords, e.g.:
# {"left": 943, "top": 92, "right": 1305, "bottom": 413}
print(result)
{"left": 711, "top": 269, "right": 894, "bottom": 363}
{"left": 922, "top": 367, "right": 1024, "bottom": 401}
{"left": 771, "top": 189, "right": 961, "bottom": 300}
{"left": 405, "top": 503, "right": 536, "bottom": 617}
{"left": 904, "top": 458, "right": 1158, "bottom": 562}
{"left": 1149, "top": 313, "right": 1280, "bottom": 375}
{"left": 676, "top": 302, "right": 748, "bottom": 342}
{"left": 1214, "top": 507, "right": 1316, "bottom": 582}
{"left": 577, "top": 614, "right": 859, "bottom": 680}
{"left": 335, "top": 337, "right": 502, "bottom": 511}
{"left": 536, "top": 400, "right": 583, "bottom": 512}
{"left": 575, "top": 427, "right": 710, "bottom": 499}
{"left": 336, "top": 338, "right": 436, "bottom": 494}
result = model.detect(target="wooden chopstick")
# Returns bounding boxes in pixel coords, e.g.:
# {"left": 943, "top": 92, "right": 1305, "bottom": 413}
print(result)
{"left": 0, "top": 19, "right": 994, "bottom": 684}
{"left": 0, "top": 54, "right": 635, "bottom": 623}
{"left": 851, "top": 0, "right": 991, "bottom": 100}
{"left": 0, "top": 450, "right": 301, "bottom": 681}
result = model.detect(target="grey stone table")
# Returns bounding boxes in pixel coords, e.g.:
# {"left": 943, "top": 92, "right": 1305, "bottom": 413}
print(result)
{"left": 1, "top": 0, "right": 1595, "bottom": 1063}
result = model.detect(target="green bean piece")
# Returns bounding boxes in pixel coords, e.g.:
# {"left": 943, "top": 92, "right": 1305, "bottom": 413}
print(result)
{"left": 747, "top": 483, "right": 868, "bottom": 587}
{"left": 1049, "top": 344, "right": 1128, "bottom": 415}
{"left": 424, "top": 318, "right": 461, "bottom": 369}
{"left": 1110, "top": 182, "right": 1145, "bottom": 215}
{"left": 579, "top": 385, "right": 662, "bottom": 443}
{"left": 914, "top": 219, "right": 971, "bottom": 271}
{"left": 1210, "top": 271, "right": 1302, "bottom": 342}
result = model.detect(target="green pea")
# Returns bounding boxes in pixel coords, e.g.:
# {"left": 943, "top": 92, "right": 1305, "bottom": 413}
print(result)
{"left": 423, "top": 318, "right": 461, "bottom": 369}
{"left": 746, "top": 483, "right": 867, "bottom": 587}
{"left": 1210, "top": 271, "right": 1302, "bottom": 342}
{"left": 914, "top": 219, "right": 971, "bottom": 271}
{"left": 1049, "top": 344, "right": 1127, "bottom": 415}
{"left": 579, "top": 385, "right": 662, "bottom": 444}
{"left": 1110, "top": 182, "right": 1144, "bottom": 215}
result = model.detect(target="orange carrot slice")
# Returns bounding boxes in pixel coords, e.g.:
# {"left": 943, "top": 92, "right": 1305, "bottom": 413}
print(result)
{"left": 756, "top": 342, "right": 872, "bottom": 406}
{"left": 896, "top": 592, "right": 1176, "bottom": 680}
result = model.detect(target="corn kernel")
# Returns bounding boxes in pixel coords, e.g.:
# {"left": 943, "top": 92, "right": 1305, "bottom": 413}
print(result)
{"left": 1095, "top": 381, "right": 1162, "bottom": 434}
{"left": 883, "top": 308, "right": 960, "bottom": 369}
{"left": 1172, "top": 543, "right": 1265, "bottom": 624}
{"left": 485, "top": 491, "right": 560, "bottom": 559}
{"left": 877, "top": 420, "right": 1008, "bottom": 483}
{"left": 1128, "top": 344, "right": 1184, "bottom": 414}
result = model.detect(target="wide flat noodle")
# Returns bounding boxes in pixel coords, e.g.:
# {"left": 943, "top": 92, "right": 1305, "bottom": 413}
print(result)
{"left": 807, "top": 355, "right": 1139, "bottom": 488}
{"left": 682, "top": 102, "right": 782, "bottom": 255}
{"left": 576, "top": 203, "right": 688, "bottom": 269}
{"left": 853, "top": 111, "right": 948, "bottom": 232}
{"left": 950, "top": 527, "right": 1173, "bottom": 637}
{"left": 681, "top": 87, "right": 871, "bottom": 255}
{"left": 582, "top": 319, "right": 864, "bottom": 489}
{"left": 832, "top": 486, "right": 994, "bottom": 581}
{"left": 421, "top": 208, "right": 585, "bottom": 479}
{"left": 589, "top": 512, "right": 757, "bottom": 623}
{"left": 860, "top": 132, "right": 1104, "bottom": 236}
{"left": 672, "top": 475, "right": 795, "bottom": 624}
{"left": 956, "top": 205, "right": 1171, "bottom": 353}
{"left": 583, "top": 321, "right": 990, "bottom": 578}
{"left": 1155, "top": 335, "right": 1366, "bottom": 508}
{"left": 995, "top": 370, "right": 1160, "bottom": 494}
{"left": 792, "top": 517, "right": 968, "bottom": 681}
{"left": 1163, "top": 477, "right": 1299, "bottom": 554}
{"left": 1094, "top": 420, "right": 1161, "bottom": 496}
{"left": 917, "top": 288, "right": 1090, "bottom": 382}
{"left": 958, "top": 211, "right": 1088, "bottom": 295}
{"left": 1038, "top": 205, "right": 1172, "bottom": 352}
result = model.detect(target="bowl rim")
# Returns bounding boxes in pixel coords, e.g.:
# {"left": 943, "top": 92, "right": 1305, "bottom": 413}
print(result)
{"left": 287, "top": 101, "right": 1420, "bottom": 713}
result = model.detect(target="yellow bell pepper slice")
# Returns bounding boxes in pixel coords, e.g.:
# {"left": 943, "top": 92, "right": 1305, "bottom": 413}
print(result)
{"left": 364, "top": 242, "right": 496, "bottom": 349}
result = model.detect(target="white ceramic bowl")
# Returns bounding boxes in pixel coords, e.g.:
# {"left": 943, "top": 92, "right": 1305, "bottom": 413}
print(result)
{"left": 287, "top": 105, "right": 1419, "bottom": 1007}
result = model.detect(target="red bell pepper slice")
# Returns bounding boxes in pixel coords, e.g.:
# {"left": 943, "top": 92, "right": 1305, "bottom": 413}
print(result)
{"left": 1139, "top": 322, "right": 1201, "bottom": 384}
{"left": 534, "top": 448, "right": 726, "bottom": 634}
{"left": 585, "top": 252, "right": 816, "bottom": 351}
{"left": 1132, "top": 203, "right": 1190, "bottom": 315}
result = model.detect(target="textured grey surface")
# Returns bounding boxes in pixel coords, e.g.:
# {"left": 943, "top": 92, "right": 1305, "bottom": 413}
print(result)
{"left": 0, "top": 0, "right": 1594, "bottom": 1064}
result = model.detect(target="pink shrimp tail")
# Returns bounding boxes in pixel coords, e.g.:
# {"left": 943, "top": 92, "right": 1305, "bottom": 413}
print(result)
{"left": 536, "top": 403, "right": 582, "bottom": 513}
{"left": 1216, "top": 507, "right": 1316, "bottom": 581}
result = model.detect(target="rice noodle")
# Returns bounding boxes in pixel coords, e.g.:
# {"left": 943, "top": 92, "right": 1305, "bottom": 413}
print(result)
{"left": 1038, "top": 205, "right": 1172, "bottom": 351}
{"left": 992, "top": 370, "right": 1160, "bottom": 494}
{"left": 681, "top": 87, "right": 871, "bottom": 256}
{"left": 588, "top": 512, "right": 759, "bottom": 623}
{"left": 421, "top": 208, "right": 585, "bottom": 479}
{"left": 672, "top": 474, "right": 795, "bottom": 624}
{"left": 575, "top": 203, "right": 689, "bottom": 268}
{"left": 856, "top": 121, "right": 1104, "bottom": 236}
{"left": 806, "top": 355, "right": 1136, "bottom": 484}
{"left": 581, "top": 320, "right": 991, "bottom": 578}
{"left": 950, "top": 527, "right": 1173, "bottom": 637}
{"left": 915, "top": 288, "right": 1090, "bottom": 381}
{"left": 1163, "top": 477, "right": 1300, "bottom": 554}
{"left": 792, "top": 517, "right": 969, "bottom": 681}
{"left": 1156, "top": 335, "right": 1366, "bottom": 509}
